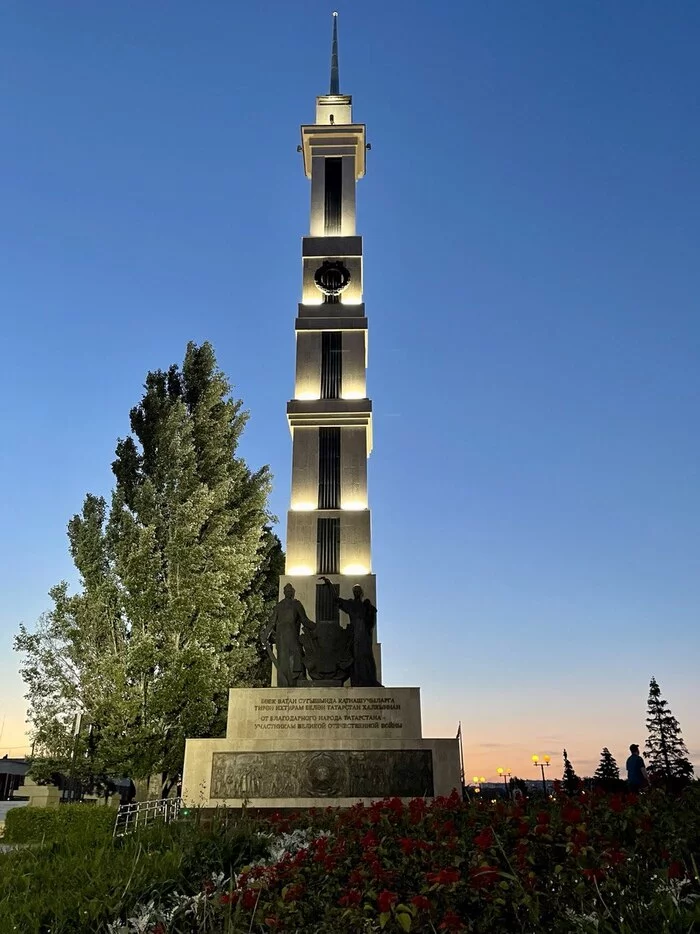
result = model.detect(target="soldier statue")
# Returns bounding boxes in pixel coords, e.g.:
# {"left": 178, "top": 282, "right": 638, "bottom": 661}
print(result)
{"left": 261, "top": 583, "right": 314, "bottom": 687}
{"left": 320, "top": 577, "right": 382, "bottom": 687}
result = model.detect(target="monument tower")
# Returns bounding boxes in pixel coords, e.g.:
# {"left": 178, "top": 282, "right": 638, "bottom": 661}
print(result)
{"left": 182, "top": 16, "right": 461, "bottom": 807}
{"left": 280, "top": 13, "right": 378, "bottom": 673}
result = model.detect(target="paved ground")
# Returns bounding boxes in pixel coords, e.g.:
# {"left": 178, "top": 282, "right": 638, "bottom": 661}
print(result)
{"left": 0, "top": 800, "right": 27, "bottom": 822}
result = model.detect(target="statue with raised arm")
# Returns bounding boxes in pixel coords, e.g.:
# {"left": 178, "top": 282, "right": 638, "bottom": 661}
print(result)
{"left": 261, "top": 583, "right": 313, "bottom": 687}
{"left": 319, "top": 577, "right": 382, "bottom": 687}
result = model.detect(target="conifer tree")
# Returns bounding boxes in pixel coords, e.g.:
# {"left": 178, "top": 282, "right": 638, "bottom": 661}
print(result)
{"left": 16, "top": 342, "right": 281, "bottom": 790}
{"left": 644, "top": 677, "right": 694, "bottom": 780}
{"left": 594, "top": 747, "right": 620, "bottom": 782}
{"left": 562, "top": 748, "right": 579, "bottom": 793}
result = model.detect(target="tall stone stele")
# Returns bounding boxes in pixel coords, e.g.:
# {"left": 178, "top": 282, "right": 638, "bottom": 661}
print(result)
{"left": 182, "top": 15, "right": 462, "bottom": 807}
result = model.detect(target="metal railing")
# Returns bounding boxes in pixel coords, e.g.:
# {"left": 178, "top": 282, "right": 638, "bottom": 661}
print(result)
{"left": 113, "top": 796, "right": 182, "bottom": 837}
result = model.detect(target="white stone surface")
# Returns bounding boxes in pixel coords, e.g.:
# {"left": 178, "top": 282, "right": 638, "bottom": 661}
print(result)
{"left": 182, "top": 687, "right": 462, "bottom": 809}
{"left": 225, "top": 687, "right": 421, "bottom": 741}
{"left": 290, "top": 427, "right": 319, "bottom": 510}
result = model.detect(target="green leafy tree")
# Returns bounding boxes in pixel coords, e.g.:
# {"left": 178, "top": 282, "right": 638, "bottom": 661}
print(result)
{"left": 645, "top": 677, "right": 694, "bottom": 781}
{"left": 562, "top": 749, "right": 579, "bottom": 794}
{"left": 16, "top": 342, "right": 282, "bottom": 792}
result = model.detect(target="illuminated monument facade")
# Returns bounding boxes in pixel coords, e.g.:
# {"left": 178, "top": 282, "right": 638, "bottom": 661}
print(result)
{"left": 181, "top": 17, "right": 461, "bottom": 807}
{"left": 281, "top": 13, "right": 378, "bottom": 670}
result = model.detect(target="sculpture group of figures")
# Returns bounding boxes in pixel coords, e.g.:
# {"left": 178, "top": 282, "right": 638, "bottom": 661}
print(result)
{"left": 261, "top": 577, "right": 382, "bottom": 687}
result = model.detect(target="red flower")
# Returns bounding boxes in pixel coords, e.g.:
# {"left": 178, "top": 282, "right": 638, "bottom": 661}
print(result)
{"left": 377, "top": 889, "right": 398, "bottom": 913}
{"left": 220, "top": 891, "right": 239, "bottom": 906}
{"left": 536, "top": 811, "right": 550, "bottom": 824}
{"left": 582, "top": 868, "right": 606, "bottom": 883}
{"left": 339, "top": 888, "right": 363, "bottom": 907}
{"left": 668, "top": 861, "right": 685, "bottom": 880}
{"left": 411, "top": 894, "right": 431, "bottom": 911}
{"left": 386, "top": 797, "right": 404, "bottom": 815}
{"left": 609, "top": 795, "right": 626, "bottom": 813}
{"left": 361, "top": 829, "right": 379, "bottom": 848}
{"left": 439, "top": 909, "right": 466, "bottom": 931}
{"left": 427, "top": 867, "right": 461, "bottom": 886}
{"left": 400, "top": 836, "right": 417, "bottom": 855}
{"left": 409, "top": 797, "right": 427, "bottom": 824}
{"left": 283, "top": 883, "right": 305, "bottom": 902}
{"left": 516, "top": 819, "right": 530, "bottom": 837}
{"left": 562, "top": 804, "right": 582, "bottom": 824}
{"left": 348, "top": 868, "right": 365, "bottom": 886}
{"left": 605, "top": 849, "right": 626, "bottom": 868}
{"left": 241, "top": 888, "right": 259, "bottom": 910}
{"left": 263, "top": 917, "right": 281, "bottom": 929}
{"left": 469, "top": 865, "right": 500, "bottom": 888}
{"left": 473, "top": 827, "right": 494, "bottom": 849}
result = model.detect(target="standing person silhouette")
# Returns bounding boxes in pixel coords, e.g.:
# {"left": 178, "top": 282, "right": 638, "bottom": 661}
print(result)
{"left": 626, "top": 744, "right": 649, "bottom": 791}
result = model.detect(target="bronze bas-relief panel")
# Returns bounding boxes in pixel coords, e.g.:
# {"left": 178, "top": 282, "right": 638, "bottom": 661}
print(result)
{"left": 210, "top": 750, "right": 434, "bottom": 799}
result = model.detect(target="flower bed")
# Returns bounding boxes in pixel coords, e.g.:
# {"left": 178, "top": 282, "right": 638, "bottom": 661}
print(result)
{"left": 2, "top": 787, "right": 699, "bottom": 932}
{"left": 112, "top": 785, "right": 700, "bottom": 933}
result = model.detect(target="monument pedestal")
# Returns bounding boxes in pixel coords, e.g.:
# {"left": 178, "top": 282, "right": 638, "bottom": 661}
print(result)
{"left": 182, "top": 687, "right": 461, "bottom": 808}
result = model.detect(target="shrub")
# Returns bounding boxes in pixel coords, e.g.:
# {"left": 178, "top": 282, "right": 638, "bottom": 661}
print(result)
{"left": 3, "top": 803, "right": 116, "bottom": 843}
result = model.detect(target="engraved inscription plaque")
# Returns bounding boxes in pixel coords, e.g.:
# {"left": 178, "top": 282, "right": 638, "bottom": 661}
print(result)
{"left": 210, "top": 749, "right": 434, "bottom": 799}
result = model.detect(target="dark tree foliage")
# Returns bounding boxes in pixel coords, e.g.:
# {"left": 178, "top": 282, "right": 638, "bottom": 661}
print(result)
{"left": 645, "top": 677, "right": 694, "bottom": 781}
{"left": 562, "top": 749, "right": 580, "bottom": 794}
{"left": 595, "top": 747, "right": 620, "bottom": 782}
{"left": 509, "top": 776, "right": 529, "bottom": 799}
{"left": 16, "top": 342, "right": 282, "bottom": 790}
{"left": 592, "top": 747, "right": 626, "bottom": 791}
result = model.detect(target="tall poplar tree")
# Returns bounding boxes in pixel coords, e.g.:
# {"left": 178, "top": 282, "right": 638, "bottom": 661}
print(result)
{"left": 644, "top": 677, "right": 694, "bottom": 781}
{"left": 16, "top": 342, "right": 281, "bottom": 790}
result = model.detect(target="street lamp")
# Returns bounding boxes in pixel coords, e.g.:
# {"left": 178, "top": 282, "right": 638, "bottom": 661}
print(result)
{"left": 472, "top": 775, "right": 486, "bottom": 794}
{"left": 496, "top": 767, "right": 512, "bottom": 798}
{"left": 532, "top": 755, "right": 551, "bottom": 795}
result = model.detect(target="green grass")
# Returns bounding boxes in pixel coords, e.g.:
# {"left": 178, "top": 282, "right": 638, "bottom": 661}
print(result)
{"left": 0, "top": 809, "right": 267, "bottom": 934}
{"left": 3, "top": 803, "right": 116, "bottom": 844}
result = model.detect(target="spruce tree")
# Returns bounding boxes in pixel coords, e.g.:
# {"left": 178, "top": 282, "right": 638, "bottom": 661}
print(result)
{"left": 644, "top": 677, "right": 694, "bottom": 780}
{"left": 562, "top": 748, "right": 579, "bottom": 793}
{"left": 16, "top": 342, "right": 281, "bottom": 791}
{"left": 594, "top": 747, "right": 620, "bottom": 784}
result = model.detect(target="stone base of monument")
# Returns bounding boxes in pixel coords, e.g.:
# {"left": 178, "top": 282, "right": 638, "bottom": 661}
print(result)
{"left": 182, "top": 687, "right": 461, "bottom": 808}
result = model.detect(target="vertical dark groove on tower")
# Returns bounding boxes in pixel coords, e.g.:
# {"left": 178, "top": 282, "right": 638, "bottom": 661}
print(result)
{"left": 318, "top": 427, "right": 340, "bottom": 509}
{"left": 317, "top": 517, "right": 340, "bottom": 574}
{"left": 324, "top": 157, "right": 342, "bottom": 234}
{"left": 316, "top": 581, "right": 340, "bottom": 623}
{"left": 321, "top": 331, "right": 342, "bottom": 399}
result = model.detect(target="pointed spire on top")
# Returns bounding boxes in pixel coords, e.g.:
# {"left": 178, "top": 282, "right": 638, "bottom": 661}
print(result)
{"left": 329, "top": 12, "right": 340, "bottom": 94}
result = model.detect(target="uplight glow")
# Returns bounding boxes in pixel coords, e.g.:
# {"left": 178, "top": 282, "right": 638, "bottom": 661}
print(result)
{"left": 341, "top": 564, "right": 369, "bottom": 576}
{"left": 286, "top": 566, "right": 314, "bottom": 576}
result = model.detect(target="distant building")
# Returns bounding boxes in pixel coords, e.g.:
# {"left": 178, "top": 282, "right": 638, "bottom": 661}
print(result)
{"left": 0, "top": 757, "right": 30, "bottom": 800}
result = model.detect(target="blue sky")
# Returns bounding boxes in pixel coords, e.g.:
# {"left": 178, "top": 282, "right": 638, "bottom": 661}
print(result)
{"left": 1, "top": 0, "right": 698, "bottom": 779}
